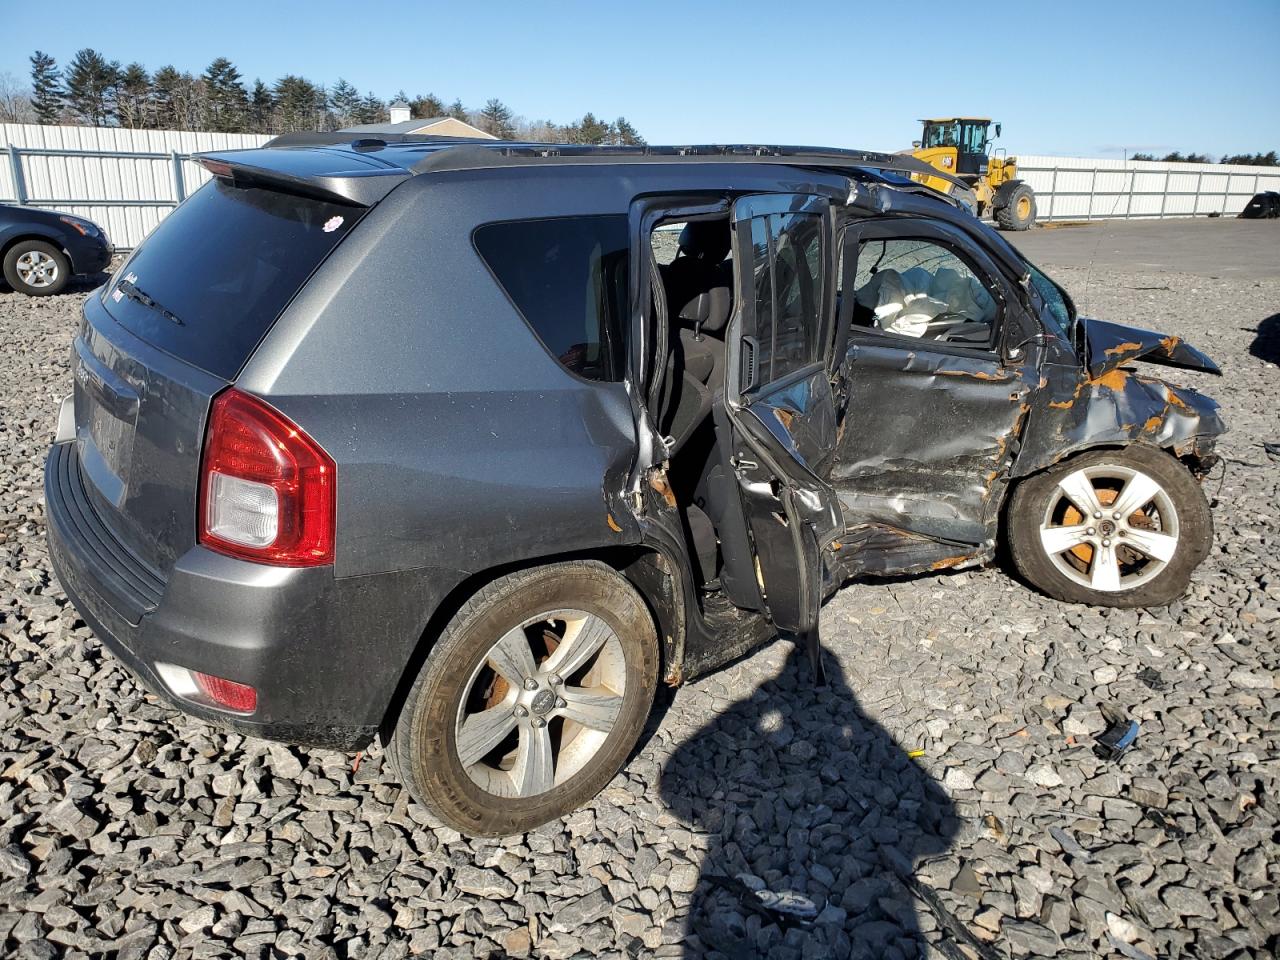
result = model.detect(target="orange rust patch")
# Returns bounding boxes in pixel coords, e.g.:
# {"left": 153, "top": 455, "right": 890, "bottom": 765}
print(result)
{"left": 1093, "top": 368, "right": 1129, "bottom": 392}
{"left": 606, "top": 513, "right": 622, "bottom": 533}
{"left": 649, "top": 473, "right": 677, "bottom": 508}
{"left": 1104, "top": 341, "right": 1143, "bottom": 356}
{"left": 1048, "top": 398, "right": 1074, "bottom": 410}
{"left": 1166, "top": 388, "right": 1190, "bottom": 410}
{"left": 937, "top": 369, "right": 1008, "bottom": 381}
{"left": 1160, "top": 335, "right": 1181, "bottom": 351}
{"left": 775, "top": 408, "right": 795, "bottom": 428}
{"left": 1143, "top": 415, "right": 1163, "bottom": 433}
{"left": 930, "top": 555, "right": 970, "bottom": 571}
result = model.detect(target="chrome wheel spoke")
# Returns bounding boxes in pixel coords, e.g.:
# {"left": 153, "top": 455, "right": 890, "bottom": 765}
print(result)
{"left": 557, "top": 686, "right": 622, "bottom": 733}
{"left": 486, "top": 625, "right": 538, "bottom": 686}
{"left": 1110, "top": 471, "right": 1161, "bottom": 520}
{"left": 1039, "top": 523, "right": 1092, "bottom": 556}
{"left": 1057, "top": 469, "right": 1104, "bottom": 517}
{"left": 542, "top": 614, "right": 610, "bottom": 679}
{"left": 1123, "top": 526, "right": 1178, "bottom": 562}
{"left": 456, "top": 705, "right": 518, "bottom": 767}
{"left": 1090, "top": 545, "right": 1123, "bottom": 591}
{"left": 511, "top": 722, "right": 555, "bottom": 796}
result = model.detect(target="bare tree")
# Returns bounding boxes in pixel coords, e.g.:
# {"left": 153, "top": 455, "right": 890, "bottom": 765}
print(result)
{"left": 0, "top": 72, "right": 36, "bottom": 123}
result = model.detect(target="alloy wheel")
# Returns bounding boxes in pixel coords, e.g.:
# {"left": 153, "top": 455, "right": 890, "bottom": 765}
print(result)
{"left": 15, "top": 250, "right": 59, "bottom": 288}
{"left": 1038, "top": 464, "right": 1179, "bottom": 592}
{"left": 454, "top": 609, "right": 626, "bottom": 798}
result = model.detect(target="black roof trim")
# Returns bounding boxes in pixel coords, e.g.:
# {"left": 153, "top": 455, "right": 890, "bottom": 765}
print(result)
{"left": 258, "top": 135, "right": 968, "bottom": 190}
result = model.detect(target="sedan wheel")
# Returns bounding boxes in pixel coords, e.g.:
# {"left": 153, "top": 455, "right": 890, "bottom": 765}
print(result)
{"left": 391, "top": 561, "right": 659, "bottom": 836}
{"left": 1007, "top": 446, "right": 1212, "bottom": 608}
{"left": 3, "top": 240, "right": 71, "bottom": 296}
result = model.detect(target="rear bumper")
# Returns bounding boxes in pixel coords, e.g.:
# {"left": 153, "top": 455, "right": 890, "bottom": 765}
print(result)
{"left": 45, "top": 441, "right": 449, "bottom": 751}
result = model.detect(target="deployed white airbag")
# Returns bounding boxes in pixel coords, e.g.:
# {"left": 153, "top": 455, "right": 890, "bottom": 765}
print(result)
{"left": 855, "top": 266, "right": 993, "bottom": 338}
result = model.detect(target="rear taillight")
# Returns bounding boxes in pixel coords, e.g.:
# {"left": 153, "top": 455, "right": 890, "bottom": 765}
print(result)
{"left": 194, "top": 671, "right": 258, "bottom": 713}
{"left": 199, "top": 388, "right": 335, "bottom": 566}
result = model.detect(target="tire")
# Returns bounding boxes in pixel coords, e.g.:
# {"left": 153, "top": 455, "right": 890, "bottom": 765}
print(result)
{"left": 391, "top": 561, "right": 659, "bottom": 836}
{"left": 3, "top": 240, "right": 71, "bottom": 296}
{"left": 994, "top": 183, "right": 1036, "bottom": 231}
{"left": 1006, "top": 445, "right": 1212, "bottom": 608}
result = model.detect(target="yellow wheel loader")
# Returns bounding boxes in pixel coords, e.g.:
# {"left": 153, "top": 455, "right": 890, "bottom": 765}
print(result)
{"left": 907, "top": 118, "right": 1036, "bottom": 231}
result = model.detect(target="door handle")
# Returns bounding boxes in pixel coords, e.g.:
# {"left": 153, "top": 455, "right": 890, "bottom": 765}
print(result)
{"left": 730, "top": 454, "right": 758, "bottom": 471}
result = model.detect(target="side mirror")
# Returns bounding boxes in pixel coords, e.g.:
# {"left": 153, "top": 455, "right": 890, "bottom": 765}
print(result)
{"left": 994, "top": 123, "right": 1002, "bottom": 138}
{"left": 911, "top": 140, "right": 922, "bottom": 149}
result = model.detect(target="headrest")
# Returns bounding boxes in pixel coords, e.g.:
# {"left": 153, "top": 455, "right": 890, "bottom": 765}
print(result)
{"left": 677, "top": 285, "right": 731, "bottom": 334}
{"left": 678, "top": 220, "right": 731, "bottom": 263}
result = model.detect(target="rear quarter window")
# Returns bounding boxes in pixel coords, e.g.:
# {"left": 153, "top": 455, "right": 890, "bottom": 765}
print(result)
{"left": 474, "top": 215, "right": 629, "bottom": 382}
{"left": 103, "top": 180, "right": 358, "bottom": 380}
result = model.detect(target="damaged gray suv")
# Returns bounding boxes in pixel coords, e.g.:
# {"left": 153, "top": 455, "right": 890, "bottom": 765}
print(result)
{"left": 45, "top": 137, "right": 1225, "bottom": 835}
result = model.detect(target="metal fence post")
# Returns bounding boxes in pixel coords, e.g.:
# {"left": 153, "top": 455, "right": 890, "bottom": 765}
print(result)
{"left": 1086, "top": 168, "right": 1097, "bottom": 221}
{"left": 171, "top": 151, "right": 186, "bottom": 204}
{"left": 1193, "top": 170, "right": 1203, "bottom": 217}
{"left": 1125, "top": 166, "right": 1135, "bottom": 219}
{"left": 1159, "top": 169, "right": 1169, "bottom": 219}
{"left": 1047, "top": 166, "right": 1058, "bottom": 221}
{"left": 5, "top": 145, "right": 27, "bottom": 205}
{"left": 1220, "top": 172, "right": 1231, "bottom": 216}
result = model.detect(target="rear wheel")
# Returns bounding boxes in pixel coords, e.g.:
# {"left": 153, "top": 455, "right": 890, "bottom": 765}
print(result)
{"left": 1007, "top": 446, "right": 1212, "bottom": 607}
{"left": 995, "top": 183, "right": 1036, "bottom": 231}
{"left": 391, "top": 561, "right": 659, "bottom": 836}
{"left": 3, "top": 240, "right": 70, "bottom": 296}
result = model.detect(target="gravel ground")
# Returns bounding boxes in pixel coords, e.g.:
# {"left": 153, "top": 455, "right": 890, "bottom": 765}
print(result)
{"left": 0, "top": 250, "right": 1277, "bottom": 960}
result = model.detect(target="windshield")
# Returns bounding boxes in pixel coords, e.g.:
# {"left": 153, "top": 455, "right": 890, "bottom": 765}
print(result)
{"left": 923, "top": 122, "right": 988, "bottom": 154}
{"left": 103, "top": 180, "right": 359, "bottom": 380}
{"left": 1027, "top": 263, "right": 1076, "bottom": 344}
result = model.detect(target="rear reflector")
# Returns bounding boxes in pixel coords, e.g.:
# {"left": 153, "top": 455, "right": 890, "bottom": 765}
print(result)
{"left": 155, "top": 662, "right": 258, "bottom": 715}
{"left": 193, "top": 671, "right": 258, "bottom": 713}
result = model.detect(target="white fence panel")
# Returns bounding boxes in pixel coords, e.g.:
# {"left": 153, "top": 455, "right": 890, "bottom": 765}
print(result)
{"left": 1, "top": 123, "right": 271, "bottom": 249}
{"left": 1015, "top": 154, "right": 1280, "bottom": 222}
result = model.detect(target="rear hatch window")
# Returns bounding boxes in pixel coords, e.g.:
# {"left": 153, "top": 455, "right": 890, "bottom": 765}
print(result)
{"left": 104, "top": 179, "right": 358, "bottom": 380}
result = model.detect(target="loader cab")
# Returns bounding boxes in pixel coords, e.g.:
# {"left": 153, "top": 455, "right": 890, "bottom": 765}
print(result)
{"left": 920, "top": 118, "right": 997, "bottom": 177}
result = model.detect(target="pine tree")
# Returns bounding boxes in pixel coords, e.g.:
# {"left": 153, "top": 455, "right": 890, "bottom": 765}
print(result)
{"left": 329, "top": 78, "right": 361, "bottom": 127}
{"left": 274, "top": 75, "right": 324, "bottom": 132}
{"left": 355, "top": 92, "right": 386, "bottom": 125}
{"left": 64, "top": 48, "right": 121, "bottom": 126}
{"left": 566, "top": 112, "right": 610, "bottom": 144}
{"left": 151, "top": 65, "right": 182, "bottom": 128}
{"left": 410, "top": 93, "right": 444, "bottom": 119}
{"left": 115, "top": 63, "right": 150, "bottom": 129}
{"left": 202, "top": 57, "right": 248, "bottom": 132}
{"left": 30, "top": 51, "right": 63, "bottom": 125}
{"left": 478, "top": 98, "right": 515, "bottom": 139}
{"left": 249, "top": 79, "right": 274, "bottom": 133}
{"left": 612, "top": 116, "right": 644, "bottom": 146}
{"left": 446, "top": 98, "right": 468, "bottom": 121}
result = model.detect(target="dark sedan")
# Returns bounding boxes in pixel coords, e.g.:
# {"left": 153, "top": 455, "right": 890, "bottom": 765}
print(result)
{"left": 1, "top": 203, "right": 113, "bottom": 296}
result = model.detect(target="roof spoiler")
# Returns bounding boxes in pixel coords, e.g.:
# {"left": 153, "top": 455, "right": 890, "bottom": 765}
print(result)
{"left": 196, "top": 150, "right": 410, "bottom": 206}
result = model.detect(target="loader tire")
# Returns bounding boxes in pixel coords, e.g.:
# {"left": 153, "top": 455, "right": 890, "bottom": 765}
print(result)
{"left": 995, "top": 183, "right": 1036, "bottom": 231}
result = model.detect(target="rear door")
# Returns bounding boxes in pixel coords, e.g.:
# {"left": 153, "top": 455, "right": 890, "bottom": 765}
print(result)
{"left": 722, "top": 194, "right": 842, "bottom": 636}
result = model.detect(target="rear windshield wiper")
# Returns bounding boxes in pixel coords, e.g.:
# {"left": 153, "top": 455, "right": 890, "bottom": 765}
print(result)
{"left": 115, "top": 277, "right": 184, "bottom": 326}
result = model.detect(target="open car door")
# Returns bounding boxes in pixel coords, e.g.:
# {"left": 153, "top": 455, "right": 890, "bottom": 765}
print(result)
{"left": 721, "top": 194, "right": 843, "bottom": 680}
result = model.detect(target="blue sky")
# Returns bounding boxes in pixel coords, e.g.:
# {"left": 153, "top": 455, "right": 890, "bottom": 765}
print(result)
{"left": 5, "top": 0, "right": 1278, "bottom": 157}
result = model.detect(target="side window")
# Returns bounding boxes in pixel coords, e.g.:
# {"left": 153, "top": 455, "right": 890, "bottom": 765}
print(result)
{"left": 748, "top": 211, "right": 824, "bottom": 385}
{"left": 474, "top": 215, "right": 629, "bottom": 381}
{"left": 849, "top": 237, "right": 998, "bottom": 348}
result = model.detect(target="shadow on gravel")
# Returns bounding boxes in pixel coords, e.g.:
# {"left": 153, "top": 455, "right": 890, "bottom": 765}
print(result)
{"left": 1249, "top": 312, "right": 1280, "bottom": 364}
{"left": 0, "top": 271, "right": 110, "bottom": 298}
{"left": 660, "top": 644, "right": 958, "bottom": 959}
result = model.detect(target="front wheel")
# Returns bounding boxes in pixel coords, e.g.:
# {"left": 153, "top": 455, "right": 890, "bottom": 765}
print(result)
{"left": 3, "top": 240, "right": 71, "bottom": 296}
{"left": 391, "top": 561, "right": 659, "bottom": 836}
{"left": 1006, "top": 446, "right": 1212, "bottom": 607}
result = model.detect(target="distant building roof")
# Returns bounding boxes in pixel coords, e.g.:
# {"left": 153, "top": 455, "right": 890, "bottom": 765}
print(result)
{"left": 340, "top": 117, "right": 498, "bottom": 140}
